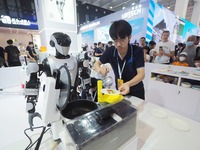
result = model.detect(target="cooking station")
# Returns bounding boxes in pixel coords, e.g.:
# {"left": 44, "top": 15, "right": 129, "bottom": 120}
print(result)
{"left": 65, "top": 101, "right": 137, "bottom": 150}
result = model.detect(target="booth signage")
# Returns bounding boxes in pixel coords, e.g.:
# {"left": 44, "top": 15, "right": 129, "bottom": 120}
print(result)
{"left": 122, "top": 5, "right": 142, "bottom": 19}
{"left": 0, "top": 15, "right": 31, "bottom": 26}
{"left": 80, "top": 21, "right": 100, "bottom": 31}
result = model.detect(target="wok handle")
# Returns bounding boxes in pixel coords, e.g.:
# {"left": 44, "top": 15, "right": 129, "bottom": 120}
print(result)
{"left": 95, "top": 107, "right": 115, "bottom": 120}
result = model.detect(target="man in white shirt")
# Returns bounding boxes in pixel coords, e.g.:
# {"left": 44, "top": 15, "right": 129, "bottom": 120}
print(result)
{"left": 154, "top": 31, "right": 175, "bottom": 64}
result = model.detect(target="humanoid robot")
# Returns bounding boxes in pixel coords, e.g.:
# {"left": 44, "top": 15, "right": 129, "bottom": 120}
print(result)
{"left": 25, "top": 32, "right": 78, "bottom": 143}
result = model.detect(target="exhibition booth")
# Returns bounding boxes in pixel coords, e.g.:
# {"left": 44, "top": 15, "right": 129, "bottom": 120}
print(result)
{"left": 79, "top": 0, "right": 200, "bottom": 47}
{"left": 0, "top": 63, "right": 200, "bottom": 150}
{"left": 0, "top": 0, "right": 200, "bottom": 150}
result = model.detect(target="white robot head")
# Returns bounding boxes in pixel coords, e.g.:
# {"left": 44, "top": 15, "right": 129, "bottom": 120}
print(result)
{"left": 50, "top": 32, "right": 71, "bottom": 56}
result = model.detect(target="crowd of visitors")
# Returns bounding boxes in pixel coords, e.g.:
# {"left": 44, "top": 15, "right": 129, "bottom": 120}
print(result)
{"left": 0, "top": 40, "right": 38, "bottom": 67}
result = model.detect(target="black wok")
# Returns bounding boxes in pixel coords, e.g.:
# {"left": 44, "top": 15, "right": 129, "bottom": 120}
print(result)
{"left": 61, "top": 100, "right": 98, "bottom": 119}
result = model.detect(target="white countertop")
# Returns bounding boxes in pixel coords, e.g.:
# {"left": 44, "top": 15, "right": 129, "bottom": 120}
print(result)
{"left": 1, "top": 87, "right": 200, "bottom": 150}
{"left": 127, "top": 96, "right": 200, "bottom": 150}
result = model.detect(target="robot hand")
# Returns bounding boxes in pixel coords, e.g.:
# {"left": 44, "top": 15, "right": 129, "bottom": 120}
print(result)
{"left": 25, "top": 62, "right": 43, "bottom": 130}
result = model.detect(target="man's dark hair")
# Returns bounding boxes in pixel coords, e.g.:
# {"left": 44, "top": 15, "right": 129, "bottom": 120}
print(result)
{"left": 94, "top": 43, "right": 97, "bottom": 46}
{"left": 7, "top": 39, "right": 13, "bottom": 45}
{"left": 149, "top": 41, "right": 156, "bottom": 46}
{"left": 108, "top": 41, "right": 113, "bottom": 45}
{"left": 143, "top": 46, "right": 150, "bottom": 51}
{"left": 140, "top": 37, "right": 146, "bottom": 40}
{"left": 194, "top": 56, "right": 200, "bottom": 61}
{"left": 98, "top": 42, "right": 102, "bottom": 46}
{"left": 196, "top": 36, "right": 200, "bottom": 40}
{"left": 29, "top": 42, "right": 33, "bottom": 45}
{"left": 162, "top": 30, "right": 170, "bottom": 35}
{"left": 109, "top": 20, "right": 132, "bottom": 40}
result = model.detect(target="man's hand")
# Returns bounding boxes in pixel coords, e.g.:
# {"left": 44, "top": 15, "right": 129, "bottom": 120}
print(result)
{"left": 159, "top": 50, "right": 164, "bottom": 55}
{"left": 118, "top": 82, "right": 130, "bottom": 95}
{"left": 98, "top": 65, "right": 109, "bottom": 76}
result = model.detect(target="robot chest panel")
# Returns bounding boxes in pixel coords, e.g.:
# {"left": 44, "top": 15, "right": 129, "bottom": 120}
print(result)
{"left": 48, "top": 56, "right": 75, "bottom": 71}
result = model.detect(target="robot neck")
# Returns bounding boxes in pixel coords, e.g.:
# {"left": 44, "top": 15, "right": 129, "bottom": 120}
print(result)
{"left": 55, "top": 50, "right": 70, "bottom": 59}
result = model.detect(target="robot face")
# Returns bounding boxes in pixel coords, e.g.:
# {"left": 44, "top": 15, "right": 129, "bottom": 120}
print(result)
{"left": 50, "top": 32, "right": 71, "bottom": 56}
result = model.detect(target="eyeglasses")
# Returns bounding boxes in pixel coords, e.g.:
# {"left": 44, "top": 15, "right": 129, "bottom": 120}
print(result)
{"left": 113, "top": 37, "right": 128, "bottom": 45}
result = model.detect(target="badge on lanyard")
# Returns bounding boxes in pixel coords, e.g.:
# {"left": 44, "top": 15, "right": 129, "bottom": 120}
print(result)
{"left": 117, "top": 59, "right": 126, "bottom": 88}
{"left": 117, "top": 78, "right": 124, "bottom": 88}
{"left": 116, "top": 45, "right": 133, "bottom": 88}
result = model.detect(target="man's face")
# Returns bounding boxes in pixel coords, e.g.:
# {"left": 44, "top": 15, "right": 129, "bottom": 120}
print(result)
{"left": 194, "top": 39, "right": 200, "bottom": 45}
{"left": 140, "top": 38, "right": 145, "bottom": 45}
{"left": 162, "top": 32, "right": 170, "bottom": 41}
{"left": 99, "top": 43, "right": 103, "bottom": 48}
{"left": 149, "top": 44, "right": 156, "bottom": 49}
{"left": 195, "top": 60, "right": 200, "bottom": 67}
{"left": 113, "top": 36, "right": 130, "bottom": 52}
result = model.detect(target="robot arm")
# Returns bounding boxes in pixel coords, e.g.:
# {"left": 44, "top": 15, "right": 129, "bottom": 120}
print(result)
{"left": 24, "top": 62, "right": 43, "bottom": 131}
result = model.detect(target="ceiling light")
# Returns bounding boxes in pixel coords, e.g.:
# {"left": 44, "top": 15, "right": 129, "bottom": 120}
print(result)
{"left": 122, "top": 6, "right": 125, "bottom": 10}
{"left": 104, "top": 11, "right": 106, "bottom": 14}
{"left": 167, "top": 6, "right": 170, "bottom": 9}
{"left": 110, "top": 6, "right": 113, "bottom": 9}
{"left": 132, "top": 3, "right": 135, "bottom": 5}
{"left": 95, "top": 8, "right": 98, "bottom": 12}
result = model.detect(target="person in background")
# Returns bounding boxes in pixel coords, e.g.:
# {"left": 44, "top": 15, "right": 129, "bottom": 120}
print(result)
{"left": 135, "top": 43, "right": 139, "bottom": 46}
{"left": 194, "top": 56, "right": 200, "bottom": 68}
{"left": 94, "top": 42, "right": 104, "bottom": 57}
{"left": 0, "top": 46, "right": 4, "bottom": 60}
{"left": 91, "top": 43, "right": 98, "bottom": 55}
{"left": 194, "top": 36, "right": 200, "bottom": 46}
{"left": 139, "top": 37, "right": 147, "bottom": 48}
{"left": 107, "top": 41, "right": 114, "bottom": 48}
{"left": 94, "top": 20, "right": 145, "bottom": 99}
{"left": 0, "top": 46, "right": 5, "bottom": 67}
{"left": 176, "top": 43, "right": 185, "bottom": 58}
{"left": 106, "top": 41, "right": 115, "bottom": 51}
{"left": 183, "top": 35, "right": 197, "bottom": 67}
{"left": 149, "top": 41, "right": 156, "bottom": 62}
{"left": 172, "top": 52, "right": 188, "bottom": 67}
{"left": 194, "top": 36, "right": 200, "bottom": 60}
{"left": 4, "top": 39, "right": 21, "bottom": 67}
{"left": 26, "top": 42, "right": 38, "bottom": 62}
{"left": 154, "top": 30, "right": 175, "bottom": 64}
{"left": 143, "top": 46, "right": 150, "bottom": 62}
